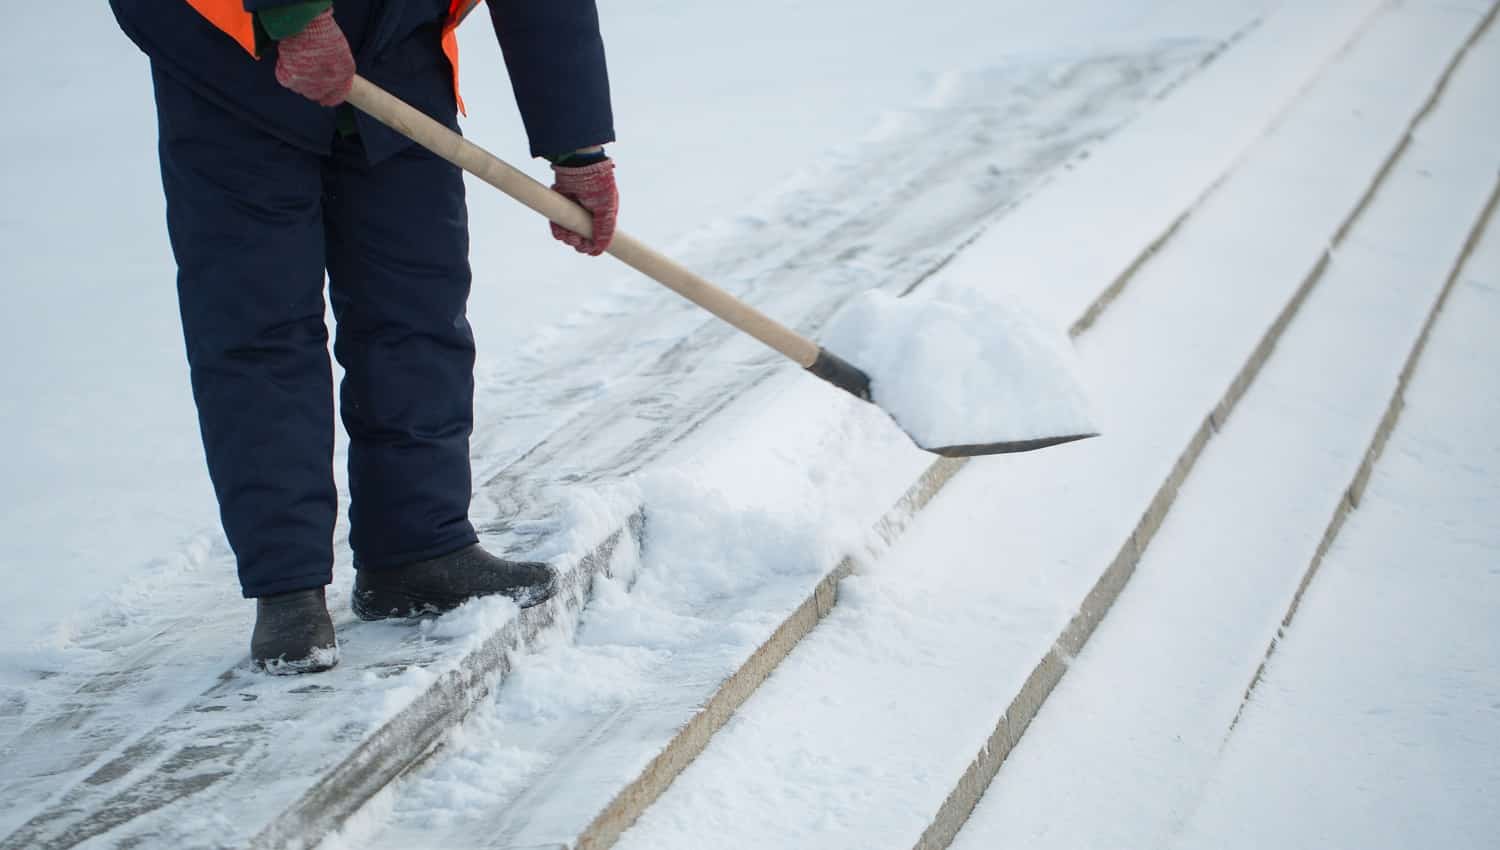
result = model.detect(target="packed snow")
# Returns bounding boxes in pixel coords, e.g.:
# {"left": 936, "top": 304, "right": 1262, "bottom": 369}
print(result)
{"left": 603, "top": 2, "right": 1500, "bottom": 847}
{"left": 822, "top": 287, "right": 1095, "bottom": 452}
{"left": 1173, "top": 248, "right": 1500, "bottom": 849}
{"left": 950, "top": 12, "right": 1500, "bottom": 843}
{"left": 0, "top": 0, "right": 1261, "bottom": 657}
{"left": 4, "top": 3, "right": 1221, "bottom": 840}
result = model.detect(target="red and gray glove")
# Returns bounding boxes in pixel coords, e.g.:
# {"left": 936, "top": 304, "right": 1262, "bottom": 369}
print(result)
{"left": 273, "top": 9, "right": 356, "bottom": 107}
{"left": 550, "top": 160, "right": 619, "bottom": 256}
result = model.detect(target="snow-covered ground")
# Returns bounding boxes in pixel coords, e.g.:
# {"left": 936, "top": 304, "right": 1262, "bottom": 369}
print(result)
{"left": 1173, "top": 216, "right": 1500, "bottom": 850}
{"left": 4, "top": 1, "right": 1498, "bottom": 848}
{"left": 0, "top": 0, "right": 1261, "bottom": 650}
{"left": 948, "top": 9, "right": 1500, "bottom": 844}
{"left": 956, "top": 216, "right": 1500, "bottom": 850}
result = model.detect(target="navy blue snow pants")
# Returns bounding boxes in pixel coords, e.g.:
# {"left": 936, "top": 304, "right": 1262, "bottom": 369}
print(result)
{"left": 153, "top": 66, "right": 479, "bottom": 599}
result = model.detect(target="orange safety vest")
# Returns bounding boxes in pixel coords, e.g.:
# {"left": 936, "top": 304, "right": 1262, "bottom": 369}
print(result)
{"left": 184, "top": 0, "right": 480, "bottom": 113}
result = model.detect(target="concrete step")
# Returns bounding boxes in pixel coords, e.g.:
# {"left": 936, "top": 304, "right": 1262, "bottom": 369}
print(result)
{"left": 593, "top": 3, "right": 1499, "bottom": 849}
{"left": 949, "top": 6, "right": 1500, "bottom": 846}
{"left": 1169, "top": 211, "right": 1500, "bottom": 849}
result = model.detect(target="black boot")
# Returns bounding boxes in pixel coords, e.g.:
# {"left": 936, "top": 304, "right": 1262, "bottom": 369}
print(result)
{"left": 351, "top": 544, "right": 558, "bottom": 621}
{"left": 252, "top": 587, "right": 339, "bottom": 675}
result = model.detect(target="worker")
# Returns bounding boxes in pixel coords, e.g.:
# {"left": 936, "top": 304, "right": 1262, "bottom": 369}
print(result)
{"left": 108, "top": 0, "right": 618, "bottom": 673}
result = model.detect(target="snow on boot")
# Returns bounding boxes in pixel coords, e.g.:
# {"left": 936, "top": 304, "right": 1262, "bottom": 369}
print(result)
{"left": 252, "top": 587, "right": 339, "bottom": 675}
{"left": 351, "top": 544, "right": 558, "bottom": 621}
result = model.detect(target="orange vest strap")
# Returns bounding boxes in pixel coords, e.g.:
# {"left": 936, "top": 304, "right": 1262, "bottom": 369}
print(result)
{"left": 186, "top": 0, "right": 259, "bottom": 57}
{"left": 444, "top": 0, "right": 483, "bottom": 116}
{"left": 182, "top": 0, "right": 480, "bottom": 111}
{"left": 441, "top": 25, "right": 465, "bottom": 116}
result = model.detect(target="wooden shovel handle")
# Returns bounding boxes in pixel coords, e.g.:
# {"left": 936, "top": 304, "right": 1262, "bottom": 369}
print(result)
{"left": 345, "top": 75, "right": 822, "bottom": 369}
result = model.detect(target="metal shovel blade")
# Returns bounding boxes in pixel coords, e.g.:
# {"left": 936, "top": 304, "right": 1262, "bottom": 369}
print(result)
{"left": 807, "top": 342, "right": 1098, "bottom": 459}
{"left": 914, "top": 431, "right": 1097, "bottom": 457}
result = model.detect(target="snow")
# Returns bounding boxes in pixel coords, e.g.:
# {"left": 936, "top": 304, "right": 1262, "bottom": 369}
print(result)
{"left": 321, "top": 405, "right": 926, "bottom": 849}
{"left": 306, "top": 4, "right": 1341, "bottom": 843}
{"left": 821, "top": 287, "right": 1095, "bottom": 452}
{"left": 307, "top": 6, "right": 1305, "bottom": 845}
{"left": 945, "top": 0, "right": 1386, "bottom": 331}
{"left": 1, "top": 0, "right": 1263, "bottom": 664}
{"left": 8, "top": 0, "right": 1496, "bottom": 847}
{"left": 1168, "top": 222, "right": 1500, "bottom": 850}
{"left": 259, "top": 644, "right": 341, "bottom": 676}
{"left": 604, "top": 2, "right": 1492, "bottom": 846}
{"left": 948, "top": 13, "right": 1500, "bottom": 845}
{"left": 0, "top": 11, "right": 216, "bottom": 650}
{"left": 5, "top": 5, "right": 1224, "bottom": 841}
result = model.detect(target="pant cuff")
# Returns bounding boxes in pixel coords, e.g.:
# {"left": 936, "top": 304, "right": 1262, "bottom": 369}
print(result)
{"left": 242, "top": 572, "right": 333, "bottom": 599}
{"left": 353, "top": 530, "right": 480, "bottom": 572}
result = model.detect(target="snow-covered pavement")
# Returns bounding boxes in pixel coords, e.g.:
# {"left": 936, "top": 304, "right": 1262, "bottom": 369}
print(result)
{"left": 951, "top": 7, "right": 1500, "bottom": 846}
{"left": 602, "top": 4, "right": 1497, "bottom": 848}
{"left": 2, "top": 20, "right": 1232, "bottom": 849}
{"left": 311, "top": 2, "right": 1399, "bottom": 847}
{"left": 1172, "top": 217, "right": 1500, "bottom": 849}
{"left": 4, "top": 2, "right": 1498, "bottom": 848}
{"left": 0, "top": 0, "right": 1267, "bottom": 648}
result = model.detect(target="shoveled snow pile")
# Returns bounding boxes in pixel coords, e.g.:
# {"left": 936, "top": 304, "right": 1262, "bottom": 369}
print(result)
{"left": 821, "top": 287, "right": 1096, "bottom": 452}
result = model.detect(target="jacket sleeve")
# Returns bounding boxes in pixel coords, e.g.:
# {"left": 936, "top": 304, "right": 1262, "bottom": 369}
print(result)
{"left": 487, "top": 0, "right": 615, "bottom": 158}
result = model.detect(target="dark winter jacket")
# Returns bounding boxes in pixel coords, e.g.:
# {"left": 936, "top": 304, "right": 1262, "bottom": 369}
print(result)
{"left": 110, "top": 0, "right": 614, "bottom": 164}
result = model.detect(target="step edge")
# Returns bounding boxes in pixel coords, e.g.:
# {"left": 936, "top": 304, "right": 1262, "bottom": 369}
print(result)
{"left": 1227, "top": 168, "right": 1500, "bottom": 739}
{"left": 1068, "top": 0, "right": 1388, "bottom": 338}
{"left": 907, "top": 6, "right": 1500, "bottom": 849}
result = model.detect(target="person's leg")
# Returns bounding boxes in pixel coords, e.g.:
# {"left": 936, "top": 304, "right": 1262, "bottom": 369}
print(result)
{"left": 153, "top": 65, "right": 339, "bottom": 672}
{"left": 321, "top": 133, "right": 479, "bottom": 568}
{"left": 154, "top": 64, "right": 337, "bottom": 598}
{"left": 322, "top": 132, "right": 556, "bottom": 620}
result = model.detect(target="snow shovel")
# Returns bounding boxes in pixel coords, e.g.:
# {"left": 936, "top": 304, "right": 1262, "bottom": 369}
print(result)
{"left": 345, "top": 76, "right": 1097, "bottom": 457}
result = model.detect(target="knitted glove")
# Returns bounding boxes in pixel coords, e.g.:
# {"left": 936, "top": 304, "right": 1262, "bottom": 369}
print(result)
{"left": 273, "top": 9, "right": 355, "bottom": 107}
{"left": 550, "top": 160, "right": 618, "bottom": 256}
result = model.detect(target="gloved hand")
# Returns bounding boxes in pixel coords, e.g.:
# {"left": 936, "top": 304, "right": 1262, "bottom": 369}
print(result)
{"left": 550, "top": 160, "right": 618, "bottom": 256}
{"left": 273, "top": 9, "right": 356, "bottom": 107}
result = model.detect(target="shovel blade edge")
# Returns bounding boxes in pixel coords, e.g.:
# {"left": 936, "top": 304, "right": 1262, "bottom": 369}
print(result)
{"left": 918, "top": 431, "right": 1097, "bottom": 458}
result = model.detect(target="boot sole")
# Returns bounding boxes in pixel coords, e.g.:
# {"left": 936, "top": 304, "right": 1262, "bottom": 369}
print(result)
{"left": 351, "top": 580, "right": 557, "bottom": 622}
{"left": 253, "top": 644, "right": 341, "bottom": 675}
